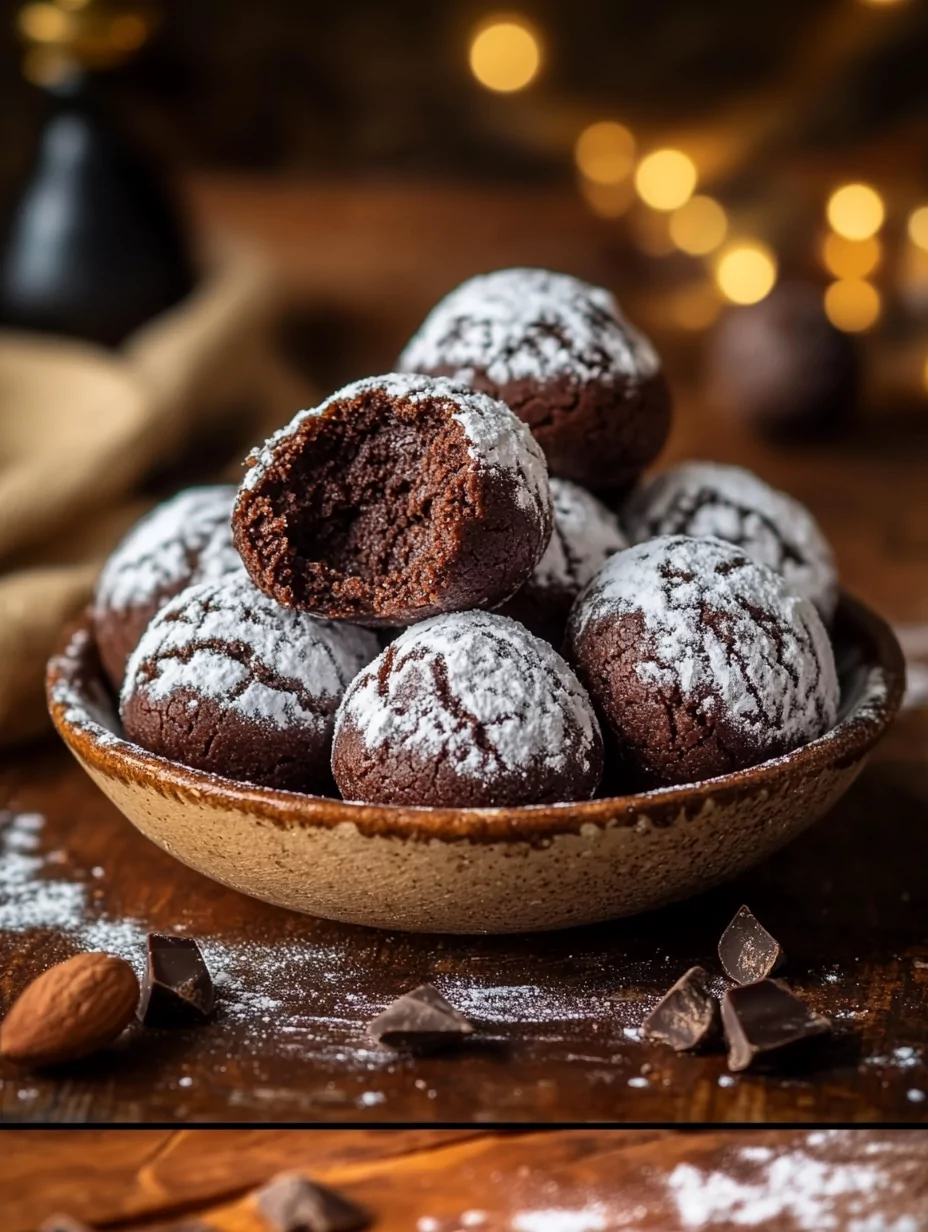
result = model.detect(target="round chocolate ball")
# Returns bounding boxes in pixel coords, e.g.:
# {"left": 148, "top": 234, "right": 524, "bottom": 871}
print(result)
{"left": 498, "top": 477, "right": 628, "bottom": 645}
{"left": 623, "top": 461, "right": 838, "bottom": 623}
{"left": 567, "top": 535, "right": 839, "bottom": 791}
{"left": 233, "top": 373, "right": 552, "bottom": 627}
{"left": 398, "top": 267, "right": 672, "bottom": 493}
{"left": 331, "top": 610, "right": 604, "bottom": 808}
{"left": 92, "top": 486, "right": 244, "bottom": 689}
{"left": 120, "top": 574, "right": 379, "bottom": 792}
{"left": 706, "top": 282, "right": 860, "bottom": 439}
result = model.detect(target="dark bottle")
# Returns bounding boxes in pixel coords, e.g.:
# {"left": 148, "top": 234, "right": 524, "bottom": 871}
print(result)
{"left": 0, "top": 72, "right": 194, "bottom": 348}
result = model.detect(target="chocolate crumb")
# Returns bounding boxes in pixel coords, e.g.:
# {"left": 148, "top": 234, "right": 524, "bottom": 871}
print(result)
{"left": 255, "top": 1172, "right": 371, "bottom": 1232}
{"left": 139, "top": 934, "right": 215, "bottom": 1027}
{"left": 368, "top": 983, "right": 474, "bottom": 1052}
{"left": 641, "top": 965, "right": 720, "bottom": 1051}
{"left": 721, "top": 979, "right": 831, "bottom": 1071}
{"left": 718, "top": 905, "right": 786, "bottom": 985}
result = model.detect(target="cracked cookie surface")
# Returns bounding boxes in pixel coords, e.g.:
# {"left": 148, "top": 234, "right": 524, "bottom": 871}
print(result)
{"left": 397, "top": 267, "right": 671, "bottom": 493}
{"left": 120, "top": 575, "right": 378, "bottom": 791}
{"left": 331, "top": 610, "right": 603, "bottom": 807}
{"left": 567, "top": 534, "right": 839, "bottom": 791}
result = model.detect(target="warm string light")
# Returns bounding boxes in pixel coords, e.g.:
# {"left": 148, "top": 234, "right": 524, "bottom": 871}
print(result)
{"left": 574, "top": 121, "right": 635, "bottom": 185}
{"left": 634, "top": 149, "right": 697, "bottom": 211}
{"left": 824, "top": 279, "right": 881, "bottom": 332}
{"left": 579, "top": 177, "right": 634, "bottom": 219}
{"left": 821, "top": 233, "right": 881, "bottom": 279}
{"left": 669, "top": 195, "right": 727, "bottom": 255}
{"left": 714, "top": 242, "right": 777, "bottom": 305}
{"left": 469, "top": 16, "right": 541, "bottom": 92}
{"left": 908, "top": 206, "right": 928, "bottom": 252}
{"left": 826, "top": 183, "right": 885, "bottom": 240}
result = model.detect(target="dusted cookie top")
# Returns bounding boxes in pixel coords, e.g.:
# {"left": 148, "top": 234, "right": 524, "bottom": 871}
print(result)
{"left": 567, "top": 535, "right": 839, "bottom": 790}
{"left": 624, "top": 461, "right": 838, "bottom": 623}
{"left": 233, "top": 373, "right": 552, "bottom": 626}
{"left": 332, "top": 610, "right": 603, "bottom": 808}
{"left": 398, "top": 267, "right": 671, "bottom": 493}
{"left": 93, "top": 486, "right": 244, "bottom": 687}
{"left": 120, "top": 575, "right": 379, "bottom": 792}
{"left": 499, "top": 477, "right": 628, "bottom": 644}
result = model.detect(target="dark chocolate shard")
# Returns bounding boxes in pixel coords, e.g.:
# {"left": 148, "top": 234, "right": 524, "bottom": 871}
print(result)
{"left": 718, "top": 905, "right": 786, "bottom": 985}
{"left": 255, "top": 1172, "right": 371, "bottom": 1232}
{"left": 39, "top": 1217, "right": 93, "bottom": 1232}
{"left": 721, "top": 979, "right": 831, "bottom": 1071}
{"left": 368, "top": 982, "right": 474, "bottom": 1052}
{"left": 138, "top": 933, "right": 215, "bottom": 1027}
{"left": 641, "top": 965, "right": 721, "bottom": 1051}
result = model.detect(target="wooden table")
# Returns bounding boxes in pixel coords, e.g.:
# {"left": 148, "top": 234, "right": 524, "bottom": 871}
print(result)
{"left": 3, "top": 1128, "right": 927, "bottom": 1231}
{"left": 1, "top": 181, "right": 927, "bottom": 1124}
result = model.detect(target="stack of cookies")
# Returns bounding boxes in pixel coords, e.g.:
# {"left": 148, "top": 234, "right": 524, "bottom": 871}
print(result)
{"left": 93, "top": 267, "right": 840, "bottom": 808}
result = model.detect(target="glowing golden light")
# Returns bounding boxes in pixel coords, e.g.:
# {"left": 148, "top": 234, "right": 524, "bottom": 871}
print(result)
{"left": 822, "top": 233, "right": 881, "bottom": 279}
{"left": 579, "top": 177, "right": 634, "bottom": 219}
{"left": 669, "top": 195, "right": 728, "bottom": 255}
{"left": 18, "top": 3, "right": 71, "bottom": 42}
{"left": 858, "top": 0, "right": 907, "bottom": 6}
{"left": 629, "top": 208, "right": 675, "bottom": 257}
{"left": 908, "top": 205, "right": 928, "bottom": 252}
{"left": 634, "top": 149, "right": 697, "bottom": 211}
{"left": 574, "top": 122, "right": 635, "bottom": 186}
{"left": 824, "top": 279, "right": 881, "bottom": 332}
{"left": 826, "top": 183, "right": 885, "bottom": 240}
{"left": 469, "top": 17, "right": 541, "bottom": 93}
{"left": 668, "top": 282, "right": 722, "bottom": 331}
{"left": 714, "top": 242, "right": 777, "bottom": 305}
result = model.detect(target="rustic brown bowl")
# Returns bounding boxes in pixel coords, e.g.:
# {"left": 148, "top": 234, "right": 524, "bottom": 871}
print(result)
{"left": 46, "top": 594, "right": 904, "bottom": 934}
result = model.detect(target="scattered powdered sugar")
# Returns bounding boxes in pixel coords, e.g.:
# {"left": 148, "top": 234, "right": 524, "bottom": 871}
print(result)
{"left": 624, "top": 462, "right": 838, "bottom": 622}
{"left": 334, "top": 611, "right": 601, "bottom": 781}
{"left": 241, "top": 372, "right": 551, "bottom": 520}
{"left": 512, "top": 1208, "right": 609, "bottom": 1232}
{"left": 398, "top": 267, "right": 660, "bottom": 388}
{"left": 121, "top": 574, "right": 379, "bottom": 731}
{"left": 533, "top": 478, "right": 627, "bottom": 595}
{"left": 571, "top": 535, "right": 839, "bottom": 746}
{"left": 93, "top": 486, "right": 244, "bottom": 614}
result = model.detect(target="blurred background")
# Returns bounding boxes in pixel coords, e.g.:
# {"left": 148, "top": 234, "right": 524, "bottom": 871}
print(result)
{"left": 1, "top": 0, "right": 927, "bottom": 744}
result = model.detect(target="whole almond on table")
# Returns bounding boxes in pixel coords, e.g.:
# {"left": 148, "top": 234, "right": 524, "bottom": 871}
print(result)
{"left": 0, "top": 952, "right": 139, "bottom": 1068}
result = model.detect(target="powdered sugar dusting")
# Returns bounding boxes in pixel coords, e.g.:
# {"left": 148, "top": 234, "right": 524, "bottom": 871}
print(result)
{"left": 241, "top": 372, "right": 551, "bottom": 520}
{"left": 571, "top": 535, "right": 839, "bottom": 746}
{"left": 534, "top": 478, "right": 628, "bottom": 594}
{"left": 335, "top": 611, "right": 601, "bottom": 782}
{"left": 121, "top": 575, "right": 379, "bottom": 732}
{"left": 624, "top": 462, "right": 838, "bottom": 622}
{"left": 93, "top": 486, "right": 244, "bottom": 614}
{"left": 398, "top": 268, "right": 660, "bottom": 388}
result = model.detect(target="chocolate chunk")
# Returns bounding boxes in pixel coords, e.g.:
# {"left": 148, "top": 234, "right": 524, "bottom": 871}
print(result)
{"left": 641, "top": 966, "right": 720, "bottom": 1051}
{"left": 138, "top": 934, "right": 214, "bottom": 1027}
{"left": 39, "top": 1218, "right": 92, "bottom": 1232}
{"left": 255, "top": 1172, "right": 371, "bottom": 1232}
{"left": 721, "top": 979, "right": 831, "bottom": 1071}
{"left": 368, "top": 983, "right": 474, "bottom": 1052}
{"left": 718, "top": 905, "right": 786, "bottom": 985}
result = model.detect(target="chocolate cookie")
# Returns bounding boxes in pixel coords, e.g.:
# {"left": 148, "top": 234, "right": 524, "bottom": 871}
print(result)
{"left": 92, "top": 486, "right": 243, "bottom": 689}
{"left": 120, "top": 575, "right": 379, "bottom": 792}
{"left": 233, "top": 373, "right": 552, "bottom": 626}
{"left": 567, "top": 535, "right": 839, "bottom": 790}
{"left": 623, "top": 461, "right": 838, "bottom": 623}
{"left": 499, "top": 477, "right": 627, "bottom": 645}
{"left": 398, "top": 267, "right": 671, "bottom": 493}
{"left": 331, "top": 611, "right": 603, "bottom": 808}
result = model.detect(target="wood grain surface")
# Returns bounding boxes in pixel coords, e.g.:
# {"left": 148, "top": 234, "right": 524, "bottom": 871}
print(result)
{"left": 3, "top": 1128, "right": 926, "bottom": 1231}
{"left": 1, "top": 181, "right": 927, "bottom": 1126}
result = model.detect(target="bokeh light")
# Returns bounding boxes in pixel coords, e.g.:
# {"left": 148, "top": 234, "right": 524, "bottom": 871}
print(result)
{"left": 822, "top": 233, "right": 881, "bottom": 279}
{"left": 579, "top": 177, "right": 634, "bottom": 219}
{"left": 714, "top": 242, "right": 777, "bottom": 304}
{"left": 18, "top": 3, "right": 72, "bottom": 42}
{"left": 669, "top": 195, "right": 727, "bottom": 255}
{"left": 634, "top": 149, "right": 697, "bottom": 211}
{"left": 668, "top": 282, "right": 722, "bottom": 331}
{"left": 574, "top": 121, "right": 635, "bottom": 185}
{"left": 469, "top": 17, "right": 541, "bottom": 93}
{"left": 824, "top": 279, "right": 881, "bottom": 332}
{"left": 908, "top": 205, "right": 928, "bottom": 252}
{"left": 826, "top": 183, "right": 885, "bottom": 240}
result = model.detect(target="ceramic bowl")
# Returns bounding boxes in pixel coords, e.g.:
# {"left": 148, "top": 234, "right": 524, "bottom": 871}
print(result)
{"left": 46, "top": 594, "right": 904, "bottom": 934}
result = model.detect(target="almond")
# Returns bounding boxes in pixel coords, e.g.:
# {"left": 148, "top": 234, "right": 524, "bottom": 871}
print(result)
{"left": 0, "top": 952, "right": 139, "bottom": 1068}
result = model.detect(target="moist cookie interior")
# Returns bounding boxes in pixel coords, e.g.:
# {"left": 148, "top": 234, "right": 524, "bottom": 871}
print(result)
{"left": 256, "top": 388, "right": 476, "bottom": 616}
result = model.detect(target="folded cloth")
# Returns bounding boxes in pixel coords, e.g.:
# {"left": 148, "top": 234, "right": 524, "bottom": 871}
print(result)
{"left": 0, "top": 231, "right": 315, "bottom": 749}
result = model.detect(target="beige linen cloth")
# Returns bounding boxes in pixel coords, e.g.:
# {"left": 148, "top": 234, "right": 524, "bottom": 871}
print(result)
{"left": 0, "top": 233, "right": 314, "bottom": 747}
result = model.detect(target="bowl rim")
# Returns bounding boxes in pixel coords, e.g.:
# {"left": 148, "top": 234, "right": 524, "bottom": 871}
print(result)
{"left": 46, "top": 591, "right": 905, "bottom": 844}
